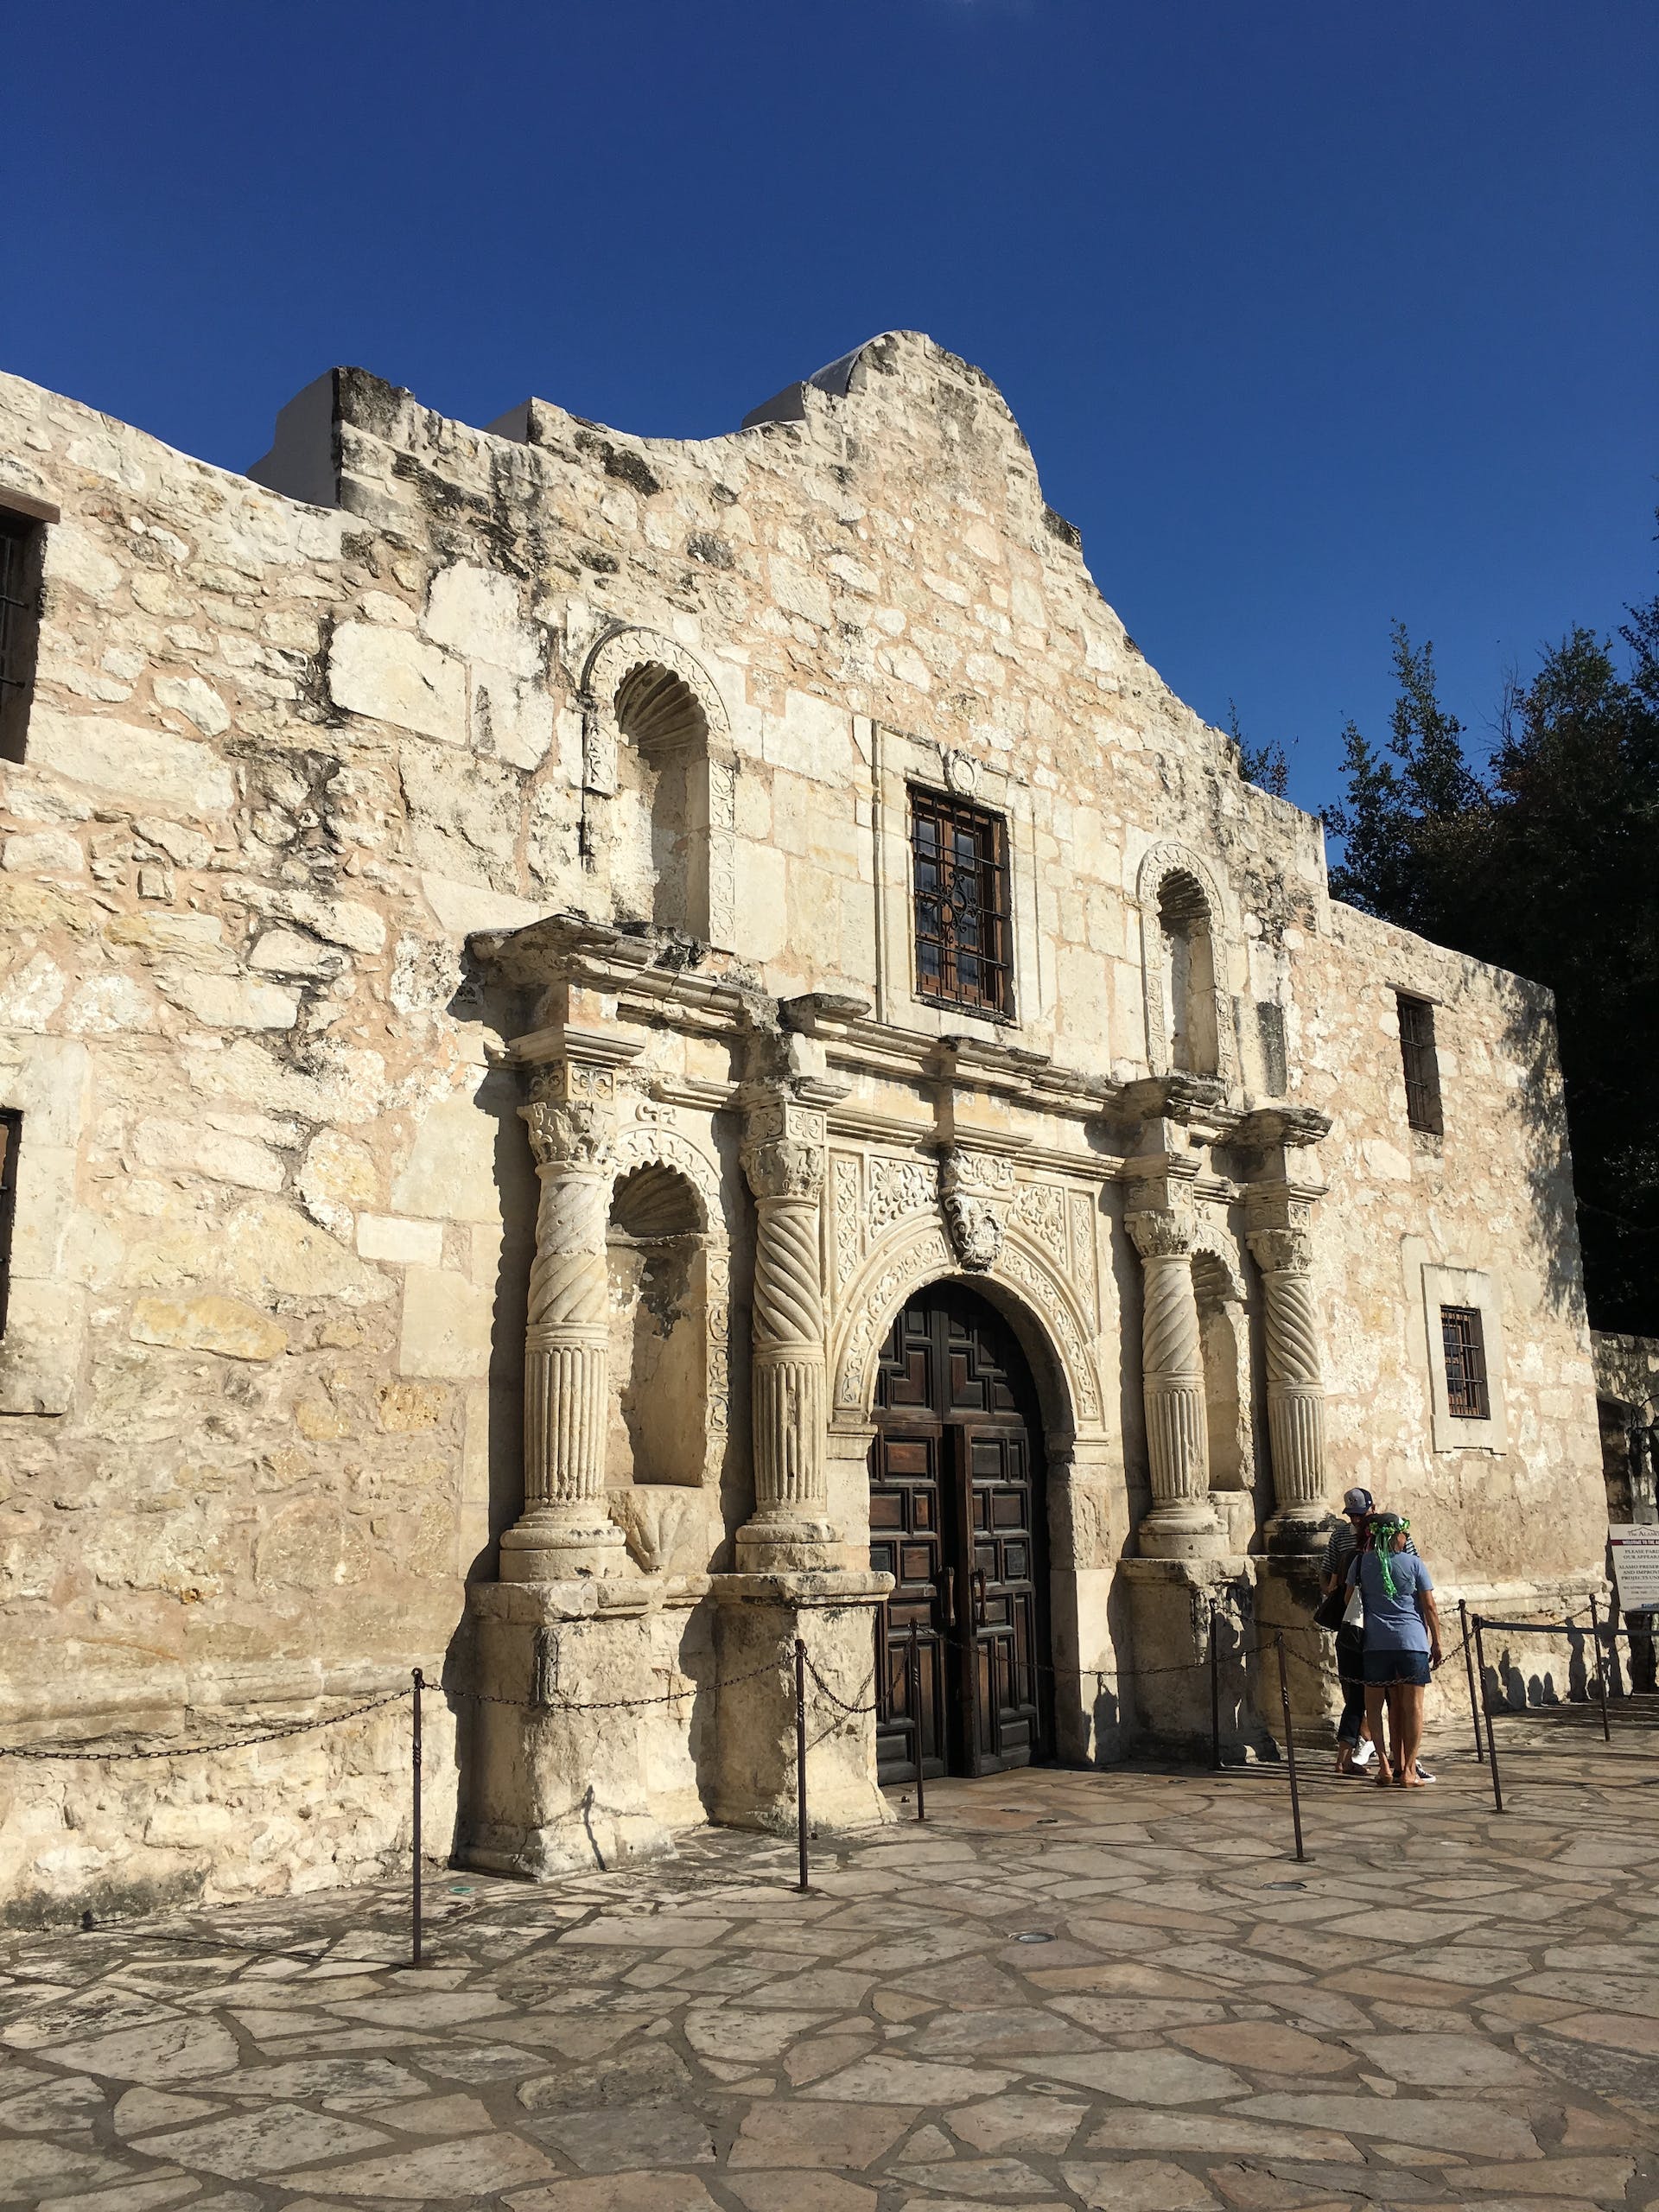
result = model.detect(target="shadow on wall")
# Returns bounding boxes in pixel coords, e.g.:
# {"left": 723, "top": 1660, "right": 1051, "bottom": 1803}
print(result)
{"left": 1480, "top": 1626, "right": 1591, "bottom": 1710}
{"left": 1497, "top": 977, "right": 1590, "bottom": 1325}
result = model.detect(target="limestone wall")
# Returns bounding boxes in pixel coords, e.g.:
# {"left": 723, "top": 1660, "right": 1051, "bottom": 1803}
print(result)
{"left": 0, "top": 332, "right": 1609, "bottom": 1914}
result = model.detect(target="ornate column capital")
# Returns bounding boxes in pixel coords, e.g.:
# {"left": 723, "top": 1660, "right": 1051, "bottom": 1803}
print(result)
{"left": 1247, "top": 1224, "right": 1314, "bottom": 1276}
{"left": 521, "top": 1058, "right": 623, "bottom": 1171}
{"left": 740, "top": 1092, "right": 827, "bottom": 1199}
{"left": 1128, "top": 1205, "right": 1196, "bottom": 1262}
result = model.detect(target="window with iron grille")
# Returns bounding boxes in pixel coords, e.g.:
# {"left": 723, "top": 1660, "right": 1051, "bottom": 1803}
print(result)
{"left": 1440, "top": 1304, "right": 1490, "bottom": 1421}
{"left": 1397, "top": 993, "right": 1442, "bottom": 1133}
{"left": 0, "top": 1111, "right": 20, "bottom": 1340}
{"left": 910, "top": 788, "right": 1013, "bottom": 1016}
{"left": 0, "top": 505, "right": 48, "bottom": 764}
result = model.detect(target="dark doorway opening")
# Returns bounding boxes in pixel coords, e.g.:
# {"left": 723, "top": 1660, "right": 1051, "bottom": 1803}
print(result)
{"left": 869, "top": 1281, "right": 1052, "bottom": 1782}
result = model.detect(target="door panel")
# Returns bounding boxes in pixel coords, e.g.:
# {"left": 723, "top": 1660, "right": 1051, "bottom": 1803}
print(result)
{"left": 871, "top": 1284, "right": 1049, "bottom": 1783}
{"left": 869, "top": 1425, "right": 947, "bottom": 1783}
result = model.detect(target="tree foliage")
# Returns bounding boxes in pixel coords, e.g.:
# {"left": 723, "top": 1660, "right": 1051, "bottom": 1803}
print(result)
{"left": 1323, "top": 548, "right": 1659, "bottom": 1334}
{"left": 1228, "top": 698, "right": 1291, "bottom": 799}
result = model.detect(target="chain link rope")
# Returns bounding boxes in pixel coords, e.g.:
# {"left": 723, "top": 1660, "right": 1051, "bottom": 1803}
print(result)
{"left": 0, "top": 1686, "right": 410, "bottom": 1764}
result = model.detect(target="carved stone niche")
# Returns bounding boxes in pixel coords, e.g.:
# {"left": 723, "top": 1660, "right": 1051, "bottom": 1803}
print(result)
{"left": 581, "top": 627, "right": 738, "bottom": 950}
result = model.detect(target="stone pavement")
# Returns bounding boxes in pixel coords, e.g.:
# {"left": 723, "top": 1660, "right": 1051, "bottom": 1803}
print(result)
{"left": 2, "top": 1734, "right": 1656, "bottom": 2212}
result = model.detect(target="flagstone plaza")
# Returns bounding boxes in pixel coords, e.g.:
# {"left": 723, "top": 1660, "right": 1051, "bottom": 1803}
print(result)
{"left": 2, "top": 1734, "right": 1656, "bottom": 2212}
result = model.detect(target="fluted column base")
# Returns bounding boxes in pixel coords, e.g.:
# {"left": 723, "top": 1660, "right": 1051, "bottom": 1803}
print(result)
{"left": 1140, "top": 1378, "right": 1226, "bottom": 1559}
{"left": 499, "top": 1510, "right": 626, "bottom": 1582}
{"left": 504, "top": 1330, "right": 626, "bottom": 1580}
{"left": 1263, "top": 1382, "right": 1328, "bottom": 1553}
{"left": 738, "top": 1349, "right": 835, "bottom": 1569}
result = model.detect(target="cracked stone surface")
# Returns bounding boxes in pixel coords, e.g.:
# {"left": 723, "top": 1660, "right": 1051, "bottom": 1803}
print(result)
{"left": 2, "top": 1753, "right": 1656, "bottom": 2209}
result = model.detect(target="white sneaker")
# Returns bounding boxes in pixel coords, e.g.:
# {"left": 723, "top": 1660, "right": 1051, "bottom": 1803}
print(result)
{"left": 1352, "top": 1739, "right": 1377, "bottom": 1769}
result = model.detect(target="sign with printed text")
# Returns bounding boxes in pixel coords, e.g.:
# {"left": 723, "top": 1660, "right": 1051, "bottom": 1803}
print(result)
{"left": 1610, "top": 1524, "right": 1659, "bottom": 1613}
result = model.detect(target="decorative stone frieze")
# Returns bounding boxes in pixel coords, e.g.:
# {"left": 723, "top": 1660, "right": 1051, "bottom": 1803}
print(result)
{"left": 1127, "top": 1206, "right": 1226, "bottom": 1558}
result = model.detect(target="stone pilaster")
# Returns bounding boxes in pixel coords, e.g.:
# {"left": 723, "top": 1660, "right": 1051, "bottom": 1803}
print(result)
{"left": 738, "top": 1093, "right": 836, "bottom": 1569}
{"left": 1128, "top": 1206, "right": 1226, "bottom": 1558}
{"left": 499, "top": 1059, "right": 626, "bottom": 1580}
{"left": 1246, "top": 1223, "right": 1328, "bottom": 1550}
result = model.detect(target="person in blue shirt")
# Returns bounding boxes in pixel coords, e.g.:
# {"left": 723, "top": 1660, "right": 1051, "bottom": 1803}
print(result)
{"left": 1345, "top": 1512, "right": 1444, "bottom": 1788}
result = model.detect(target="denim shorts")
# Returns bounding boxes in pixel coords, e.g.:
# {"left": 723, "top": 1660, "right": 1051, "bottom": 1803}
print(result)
{"left": 1363, "top": 1648, "right": 1431, "bottom": 1688}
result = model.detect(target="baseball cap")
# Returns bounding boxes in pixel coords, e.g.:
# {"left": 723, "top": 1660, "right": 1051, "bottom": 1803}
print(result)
{"left": 1342, "top": 1486, "right": 1374, "bottom": 1515}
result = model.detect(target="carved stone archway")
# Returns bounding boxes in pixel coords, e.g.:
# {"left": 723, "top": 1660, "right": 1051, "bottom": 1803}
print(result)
{"left": 830, "top": 1217, "right": 1106, "bottom": 1447}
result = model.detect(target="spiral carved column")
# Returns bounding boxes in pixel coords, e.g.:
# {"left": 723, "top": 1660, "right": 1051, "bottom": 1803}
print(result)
{"left": 499, "top": 1071, "right": 626, "bottom": 1581}
{"left": 738, "top": 1098, "right": 836, "bottom": 1569}
{"left": 1128, "top": 1208, "right": 1225, "bottom": 1558}
{"left": 1247, "top": 1224, "right": 1328, "bottom": 1550}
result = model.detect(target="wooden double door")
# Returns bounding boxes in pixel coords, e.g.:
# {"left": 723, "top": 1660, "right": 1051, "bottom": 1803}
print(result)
{"left": 869, "top": 1284, "right": 1051, "bottom": 1783}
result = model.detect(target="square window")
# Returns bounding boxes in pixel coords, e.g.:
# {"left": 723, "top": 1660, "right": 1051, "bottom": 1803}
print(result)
{"left": 909, "top": 788, "right": 1012, "bottom": 1016}
{"left": 1440, "top": 1303, "right": 1490, "bottom": 1421}
{"left": 1397, "top": 993, "right": 1442, "bottom": 1135}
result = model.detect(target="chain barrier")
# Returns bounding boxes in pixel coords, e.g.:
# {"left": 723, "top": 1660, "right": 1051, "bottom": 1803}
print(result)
{"left": 0, "top": 1686, "right": 410, "bottom": 1764}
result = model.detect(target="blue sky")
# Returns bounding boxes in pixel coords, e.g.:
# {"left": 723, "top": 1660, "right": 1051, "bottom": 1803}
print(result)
{"left": 8, "top": 0, "right": 1656, "bottom": 817}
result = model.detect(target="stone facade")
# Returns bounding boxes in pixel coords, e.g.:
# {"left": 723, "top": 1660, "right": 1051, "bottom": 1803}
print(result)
{"left": 0, "top": 333, "right": 1609, "bottom": 1923}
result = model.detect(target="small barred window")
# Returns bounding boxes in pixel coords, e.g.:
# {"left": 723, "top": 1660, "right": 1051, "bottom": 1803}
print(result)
{"left": 910, "top": 789, "right": 1013, "bottom": 1017}
{"left": 1440, "top": 1303, "right": 1490, "bottom": 1421}
{"left": 1397, "top": 993, "right": 1442, "bottom": 1134}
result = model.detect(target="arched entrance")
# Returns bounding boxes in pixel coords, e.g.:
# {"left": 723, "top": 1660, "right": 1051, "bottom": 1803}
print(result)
{"left": 869, "top": 1281, "right": 1052, "bottom": 1783}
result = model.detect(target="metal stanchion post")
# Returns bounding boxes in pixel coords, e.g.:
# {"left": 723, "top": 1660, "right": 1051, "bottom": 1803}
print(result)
{"left": 410, "top": 1668, "right": 424, "bottom": 1967}
{"left": 794, "top": 1638, "right": 809, "bottom": 1894}
{"left": 1273, "top": 1634, "right": 1306, "bottom": 1863}
{"left": 909, "top": 1620, "right": 926, "bottom": 1824}
{"left": 1588, "top": 1595, "right": 1611, "bottom": 1745}
{"left": 1209, "top": 1599, "right": 1222, "bottom": 1773}
{"left": 1472, "top": 1618, "right": 1503, "bottom": 1814}
{"left": 1459, "top": 1600, "right": 1484, "bottom": 1764}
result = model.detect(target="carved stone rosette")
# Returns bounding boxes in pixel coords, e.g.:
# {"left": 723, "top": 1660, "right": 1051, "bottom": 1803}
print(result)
{"left": 1128, "top": 1207, "right": 1226, "bottom": 1558}
{"left": 739, "top": 1095, "right": 836, "bottom": 1567}
{"left": 500, "top": 1060, "right": 626, "bottom": 1580}
{"left": 1247, "top": 1221, "right": 1328, "bottom": 1548}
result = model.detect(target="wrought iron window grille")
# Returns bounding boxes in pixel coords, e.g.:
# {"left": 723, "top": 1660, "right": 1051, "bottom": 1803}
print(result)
{"left": 910, "top": 787, "right": 1013, "bottom": 1017}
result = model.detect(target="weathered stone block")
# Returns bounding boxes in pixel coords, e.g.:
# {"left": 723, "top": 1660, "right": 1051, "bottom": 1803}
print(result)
{"left": 398, "top": 1267, "right": 495, "bottom": 1378}
{"left": 358, "top": 1214, "right": 445, "bottom": 1268}
{"left": 130, "top": 1294, "right": 288, "bottom": 1363}
{"left": 328, "top": 621, "right": 465, "bottom": 744}
{"left": 30, "top": 709, "right": 236, "bottom": 815}
{"left": 423, "top": 563, "right": 540, "bottom": 677}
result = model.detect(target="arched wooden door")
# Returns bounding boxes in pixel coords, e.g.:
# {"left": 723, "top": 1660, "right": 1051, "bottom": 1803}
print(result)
{"left": 869, "top": 1283, "right": 1052, "bottom": 1783}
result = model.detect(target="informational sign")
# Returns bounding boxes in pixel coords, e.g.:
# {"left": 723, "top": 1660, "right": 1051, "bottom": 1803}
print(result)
{"left": 1609, "top": 1524, "right": 1659, "bottom": 1613}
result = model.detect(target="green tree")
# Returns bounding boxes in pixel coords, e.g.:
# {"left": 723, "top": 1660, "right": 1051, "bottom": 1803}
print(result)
{"left": 1228, "top": 699, "right": 1290, "bottom": 798}
{"left": 1324, "top": 563, "right": 1659, "bottom": 1333}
